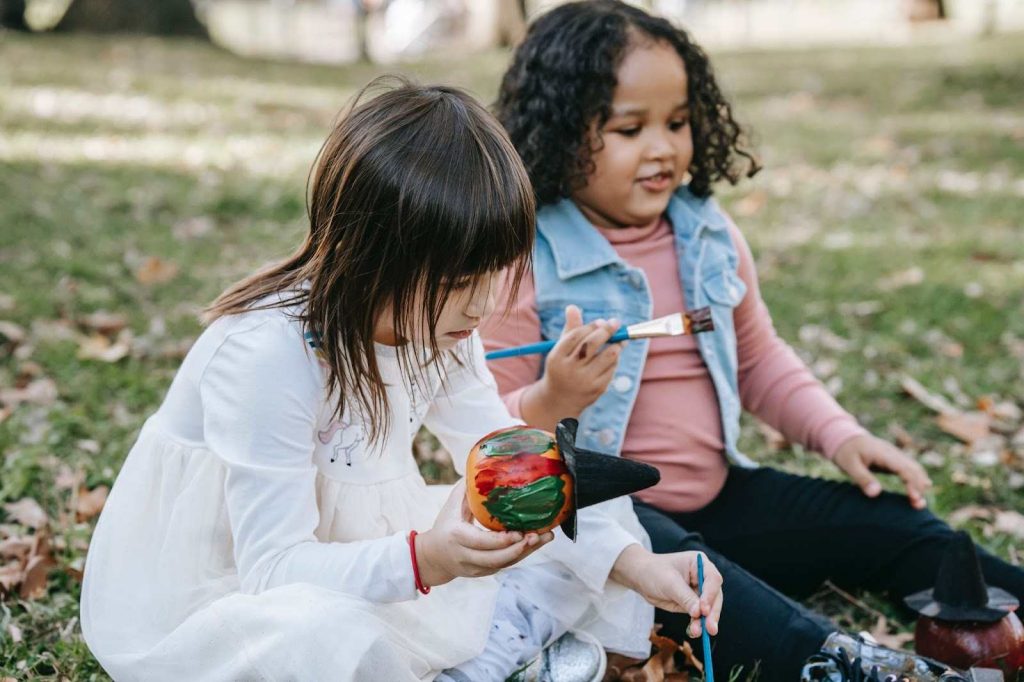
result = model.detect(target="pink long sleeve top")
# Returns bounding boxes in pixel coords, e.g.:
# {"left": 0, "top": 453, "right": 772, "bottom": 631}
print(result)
{"left": 480, "top": 214, "right": 867, "bottom": 513}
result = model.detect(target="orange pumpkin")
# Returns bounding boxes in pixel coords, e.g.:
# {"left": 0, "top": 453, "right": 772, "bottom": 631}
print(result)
{"left": 465, "top": 426, "right": 575, "bottom": 533}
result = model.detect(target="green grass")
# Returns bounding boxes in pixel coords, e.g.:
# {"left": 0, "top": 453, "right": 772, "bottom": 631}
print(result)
{"left": 2, "top": 32, "right": 1023, "bottom": 679}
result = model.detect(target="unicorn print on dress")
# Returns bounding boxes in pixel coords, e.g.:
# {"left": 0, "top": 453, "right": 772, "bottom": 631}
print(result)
{"left": 317, "top": 419, "right": 363, "bottom": 466}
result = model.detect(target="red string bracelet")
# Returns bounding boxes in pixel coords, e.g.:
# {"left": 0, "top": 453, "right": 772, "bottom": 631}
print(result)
{"left": 408, "top": 530, "right": 431, "bottom": 595}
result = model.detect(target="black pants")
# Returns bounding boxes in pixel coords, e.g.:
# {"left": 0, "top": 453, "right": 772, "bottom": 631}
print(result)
{"left": 633, "top": 466, "right": 1024, "bottom": 682}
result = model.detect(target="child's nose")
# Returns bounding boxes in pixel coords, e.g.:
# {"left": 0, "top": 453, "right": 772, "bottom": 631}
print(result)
{"left": 468, "top": 286, "right": 497, "bottom": 320}
{"left": 645, "top": 130, "right": 675, "bottom": 160}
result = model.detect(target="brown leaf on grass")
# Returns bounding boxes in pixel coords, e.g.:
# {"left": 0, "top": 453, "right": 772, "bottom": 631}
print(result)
{"left": 76, "top": 485, "right": 109, "bottom": 521}
{"left": 869, "top": 615, "right": 914, "bottom": 650}
{"left": 135, "top": 256, "right": 179, "bottom": 285}
{"left": 0, "top": 320, "right": 26, "bottom": 347}
{"left": 605, "top": 654, "right": 649, "bottom": 682}
{"left": 20, "top": 551, "right": 53, "bottom": 600}
{"left": 878, "top": 267, "right": 924, "bottom": 291}
{"left": 2, "top": 498, "right": 48, "bottom": 529}
{"left": 0, "top": 536, "right": 33, "bottom": 562}
{"left": 79, "top": 310, "right": 127, "bottom": 336}
{"left": 77, "top": 331, "right": 132, "bottom": 363}
{"left": 936, "top": 411, "right": 991, "bottom": 445}
{"left": 0, "top": 530, "right": 55, "bottom": 600}
{"left": 0, "top": 377, "right": 58, "bottom": 408}
{"left": 758, "top": 421, "right": 789, "bottom": 451}
{"left": 899, "top": 376, "right": 955, "bottom": 414}
{"left": 0, "top": 561, "right": 22, "bottom": 593}
{"left": 993, "top": 510, "right": 1024, "bottom": 540}
{"left": 55, "top": 466, "right": 85, "bottom": 492}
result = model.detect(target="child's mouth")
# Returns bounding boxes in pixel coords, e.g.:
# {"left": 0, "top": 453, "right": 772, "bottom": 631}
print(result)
{"left": 637, "top": 171, "right": 674, "bottom": 192}
{"left": 446, "top": 329, "right": 475, "bottom": 340}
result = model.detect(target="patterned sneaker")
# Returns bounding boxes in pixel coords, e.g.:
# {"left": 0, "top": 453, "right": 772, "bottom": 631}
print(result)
{"left": 507, "top": 630, "right": 607, "bottom": 682}
{"left": 801, "top": 631, "right": 963, "bottom": 682}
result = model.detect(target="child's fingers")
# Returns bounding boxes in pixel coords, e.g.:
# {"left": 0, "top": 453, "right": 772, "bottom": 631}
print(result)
{"left": 843, "top": 455, "right": 882, "bottom": 498}
{"left": 562, "top": 305, "right": 583, "bottom": 333}
{"left": 708, "top": 590, "right": 723, "bottom": 636}
{"left": 453, "top": 522, "right": 523, "bottom": 550}
{"left": 573, "top": 320, "right": 620, "bottom": 363}
{"left": 464, "top": 531, "right": 555, "bottom": 572}
{"left": 697, "top": 561, "right": 724, "bottom": 616}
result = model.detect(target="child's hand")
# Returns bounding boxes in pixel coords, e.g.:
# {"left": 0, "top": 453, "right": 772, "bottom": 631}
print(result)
{"left": 415, "top": 481, "right": 554, "bottom": 588}
{"left": 833, "top": 434, "right": 933, "bottom": 509}
{"left": 611, "top": 545, "right": 723, "bottom": 638}
{"left": 533, "top": 304, "right": 624, "bottom": 418}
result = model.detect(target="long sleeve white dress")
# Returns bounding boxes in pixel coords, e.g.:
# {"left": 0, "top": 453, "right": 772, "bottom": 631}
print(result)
{"left": 80, "top": 300, "right": 652, "bottom": 681}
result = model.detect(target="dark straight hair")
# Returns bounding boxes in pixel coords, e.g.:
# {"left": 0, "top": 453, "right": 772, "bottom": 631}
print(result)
{"left": 205, "top": 77, "right": 536, "bottom": 442}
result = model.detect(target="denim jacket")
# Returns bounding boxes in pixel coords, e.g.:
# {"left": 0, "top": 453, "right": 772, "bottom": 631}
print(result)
{"left": 533, "top": 186, "right": 757, "bottom": 467}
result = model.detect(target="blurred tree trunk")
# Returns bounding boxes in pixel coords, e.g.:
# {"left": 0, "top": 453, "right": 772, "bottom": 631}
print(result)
{"left": 0, "top": 0, "right": 29, "bottom": 31}
{"left": 55, "top": 0, "right": 208, "bottom": 36}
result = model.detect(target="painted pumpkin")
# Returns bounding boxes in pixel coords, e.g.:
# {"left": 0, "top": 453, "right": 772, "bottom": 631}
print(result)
{"left": 465, "top": 426, "right": 575, "bottom": 533}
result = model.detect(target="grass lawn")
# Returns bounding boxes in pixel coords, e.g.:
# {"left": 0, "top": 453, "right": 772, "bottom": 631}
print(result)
{"left": 1, "top": 30, "right": 1023, "bottom": 680}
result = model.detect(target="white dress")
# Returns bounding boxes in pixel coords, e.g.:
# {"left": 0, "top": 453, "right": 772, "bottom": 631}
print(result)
{"left": 81, "top": 303, "right": 653, "bottom": 681}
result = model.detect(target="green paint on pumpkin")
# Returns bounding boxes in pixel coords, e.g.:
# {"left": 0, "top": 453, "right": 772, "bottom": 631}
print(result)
{"left": 483, "top": 475, "right": 566, "bottom": 531}
{"left": 479, "top": 429, "right": 554, "bottom": 458}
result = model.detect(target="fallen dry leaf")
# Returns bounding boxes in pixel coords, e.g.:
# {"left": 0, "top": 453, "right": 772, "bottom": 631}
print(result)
{"left": 135, "top": 256, "right": 179, "bottom": 285}
{"left": 869, "top": 615, "right": 914, "bottom": 650}
{"left": 0, "top": 561, "right": 22, "bottom": 593}
{"left": 993, "top": 510, "right": 1024, "bottom": 540}
{"left": 936, "top": 411, "right": 991, "bottom": 445}
{"left": 900, "top": 376, "right": 955, "bottom": 414}
{"left": 0, "top": 536, "right": 33, "bottom": 562}
{"left": 77, "top": 330, "right": 132, "bottom": 363}
{"left": 76, "top": 485, "right": 109, "bottom": 521}
{"left": 0, "top": 320, "right": 26, "bottom": 347}
{"left": 79, "top": 310, "right": 127, "bottom": 335}
{"left": 0, "top": 377, "right": 58, "bottom": 408}
{"left": 878, "top": 266, "right": 924, "bottom": 291}
{"left": 948, "top": 505, "right": 993, "bottom": 526}
{"left": 2, "top": 498, "right": 48, "bottom": 529}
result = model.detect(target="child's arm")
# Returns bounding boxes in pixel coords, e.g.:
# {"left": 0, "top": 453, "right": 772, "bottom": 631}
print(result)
{"left": 728, "top": 221, "right": 931, "bottom": 507}
{"left": 200, "top": 318, "right": 428, "bottom": 602}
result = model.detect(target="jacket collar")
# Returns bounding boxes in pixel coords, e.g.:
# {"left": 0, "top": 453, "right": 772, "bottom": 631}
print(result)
{"left": 536, "top": 186, "right": 727, "bottom": 280}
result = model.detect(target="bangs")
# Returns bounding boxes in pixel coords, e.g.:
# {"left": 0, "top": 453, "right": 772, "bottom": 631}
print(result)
{"left": 374, "top": 90, "right": 535, "bottom": 285}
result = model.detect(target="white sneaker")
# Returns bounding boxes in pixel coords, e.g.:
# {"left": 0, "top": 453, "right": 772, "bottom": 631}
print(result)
{"left": 508, "top": 630, "right": 607, "bottom": 682}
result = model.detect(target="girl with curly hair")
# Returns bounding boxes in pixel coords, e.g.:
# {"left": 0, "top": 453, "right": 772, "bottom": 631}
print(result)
{"left": 483, "top": 2, "right": 1024, "bottom": 680}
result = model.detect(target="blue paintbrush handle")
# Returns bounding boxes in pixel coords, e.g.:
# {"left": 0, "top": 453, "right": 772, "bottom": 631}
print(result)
{"left": 698, "top": 553, "right": 715, "bottom": 682}
{"left": 485, "top": 328, "right": 631, "bottom": 360}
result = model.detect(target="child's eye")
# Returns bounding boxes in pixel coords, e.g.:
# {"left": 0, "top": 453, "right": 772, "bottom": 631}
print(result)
{"left": 451, "top": 279, "right": 474, "bottom": 291}
{"left": 615, "top": 127, "right": 641, "bottom": 137}
{"left": 669, "top": 119, "right": 690, "bottom": 131}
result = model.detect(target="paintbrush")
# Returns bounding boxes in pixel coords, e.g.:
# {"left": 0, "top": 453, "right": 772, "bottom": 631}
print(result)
{"left": 698, "top": 553, "right": 715, "bottom": 682}
{"left": 485, "top": 307, "right": 714, "bottom": 361}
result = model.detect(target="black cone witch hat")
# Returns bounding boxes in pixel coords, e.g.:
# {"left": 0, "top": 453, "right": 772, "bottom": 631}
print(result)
{"left": 556, "top": 418, "right": 660, "bottom": 541}
{"left": 904, "top": 530, "right": 1018, "bottom": 622}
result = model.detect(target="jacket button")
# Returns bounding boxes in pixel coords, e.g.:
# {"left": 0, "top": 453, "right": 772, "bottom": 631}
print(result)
{"left": 612, "top": 375, "right": 633, "bottom": 393}
{"left": 599, "top": 429, "right": 616, "bottom": 446}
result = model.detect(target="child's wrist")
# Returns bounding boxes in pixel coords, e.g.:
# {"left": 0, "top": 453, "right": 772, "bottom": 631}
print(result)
{"left": 413, "top": 530, "right": 452, "bottom": 588}
{"left": 531, "top": 376, "right": 584, "bottom": 421}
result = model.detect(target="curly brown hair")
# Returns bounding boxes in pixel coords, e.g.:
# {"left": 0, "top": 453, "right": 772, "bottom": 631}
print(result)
{"left": 496, "top": 0, "right": 760, "bottom": 205}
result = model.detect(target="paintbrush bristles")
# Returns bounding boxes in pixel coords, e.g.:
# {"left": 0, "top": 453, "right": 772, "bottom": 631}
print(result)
{"left": 625, "top": 307, "right": 714, "bottom": 340}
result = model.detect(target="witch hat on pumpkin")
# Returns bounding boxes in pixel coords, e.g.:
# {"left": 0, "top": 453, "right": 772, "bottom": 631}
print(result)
{"left": 465, "top": 418, "right": 660, "bottom": 541}
{"left": 904, "top": 530, "right": 1018, "bottom": 622}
